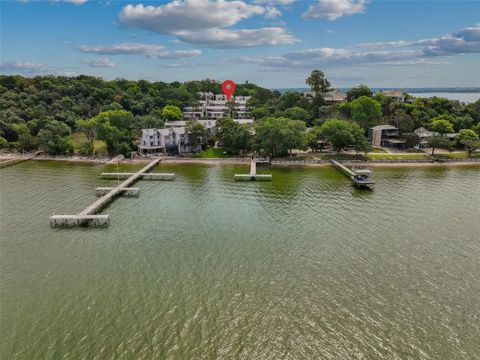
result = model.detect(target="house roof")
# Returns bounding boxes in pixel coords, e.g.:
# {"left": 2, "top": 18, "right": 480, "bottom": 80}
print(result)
{"left": 370, "top": 125, "right": 398, "bottom": 130}
{"left": 172, "top": 127, "right": 186, "bottom": 135}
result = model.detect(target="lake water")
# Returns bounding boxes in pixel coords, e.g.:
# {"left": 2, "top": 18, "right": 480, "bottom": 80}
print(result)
{"left": 1, "top": 161, "right": 480, "bottom": 359}
{"left": 410, "top": 92, "right": 480, "bottom": 103}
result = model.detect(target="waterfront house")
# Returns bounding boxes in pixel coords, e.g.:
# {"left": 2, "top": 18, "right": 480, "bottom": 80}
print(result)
{"left": 183, "top": 92, "right": 252, "bottom": 121}
{"left": 369, "top": 125, "right": 406, "bottom": 149}
{"left": 324, "top": 90, "right": 348, "bottom": 104}
{"left": 415, "top": 127, "right": 439, "bottom": 147}
{"left": 138, "top": 127, "right": 201, "bottom": 156}
{"left": 381, "top": 90, "right": 406, "bottom": 102}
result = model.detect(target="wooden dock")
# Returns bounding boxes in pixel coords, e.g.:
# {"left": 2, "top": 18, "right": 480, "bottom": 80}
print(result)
{"left": 330, "top": 160, "right": 374, "bottom": 189}
{"left": 50, "top": 158, "right": 172, "bottom": 227}
{"left": 235, "top": 158, "right": 272, "bottom": 181}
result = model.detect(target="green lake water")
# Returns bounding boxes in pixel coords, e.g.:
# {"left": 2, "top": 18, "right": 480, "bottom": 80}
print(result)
{"left": 1, "top": 161, "right": 479, "bottom": 359}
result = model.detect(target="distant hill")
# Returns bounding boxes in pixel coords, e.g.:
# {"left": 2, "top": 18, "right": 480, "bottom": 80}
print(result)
{"left": 273, "top": 87, "right": 480, "bottom": 94}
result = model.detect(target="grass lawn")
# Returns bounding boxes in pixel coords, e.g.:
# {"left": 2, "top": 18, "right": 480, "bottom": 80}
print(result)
{"left": 435, "top": 151, "right": 480, "bottom": 159}
{"left": 71, "top": 132, "right": 107, "bottom": 154}
{"left": 370, "top": 147, "right": 387, "bottom": 153}
{"left": 196, "top": 148, "right": 234, "bottom": 158}
{"left": 366, "top": 153, "right": 430, "bottom": 160}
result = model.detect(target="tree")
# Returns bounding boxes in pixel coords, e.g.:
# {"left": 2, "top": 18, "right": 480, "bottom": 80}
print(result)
{"left": 216, "top": 118, "right": 252, "bottom": 153}
{"left": 427, "top": 135, "right": 452, "bottom": 155}
{"left": 95, "top": 110, "right": 133, "bottom": 156}
{"left": 161, "top": 105, "right": 183, "bottom": 121}
{"left": 391, "top": 109, "right": 414, "bottom": 133}
{"left": 402, "top": 133, "right": 420, "bottom": 149}
{"left": 37, "top": 120, "right": 73, "bottom": 154}
{"left": 76, "top": 117, "right": 98, "bottom": 154}
{"left": 350, "top": 96, "right": 382, "bottom": 129}
{"left": 284, "top": 107, "right": 309, "bottom": 121}
{"left": 456, "top": 129, "right": 480, "bottom": 157}
{"left": 306, "top": 126, "right": 322, "bottom": 152}
{"left": 318, "top": 119, "right": 367, "bottom": 154}
{"left": 306, "top": 70, "right": 330, "bottom": 96}
{"left": 254, "top": 117, "right": 306, "bottom": 158}
{"left": 346, "top": 85, "right": 372, "bottom": 101}
{"left": 430, "top": 118, "right": 454, "bottom": 135}
{"left": 11, "top": 123, "right": 36, "bottom": 151}
{"left": 472, "top": 123, "right": 480, "bottom": 136}
{"left": 251, "top": 107, "right": 270, "bottom": 120}
{"left": 185, "top": 119, "right": 208, "bottom": 150}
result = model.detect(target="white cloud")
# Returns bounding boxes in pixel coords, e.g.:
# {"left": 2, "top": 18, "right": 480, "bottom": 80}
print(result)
{"left": 254, "top": 0, "right": 295, "bottom": 4}
{"left": 303, "top": 0, "right": 368, "bottom": 20}
{"left": 0, "top": 61, "right": 45, "bottom": 73}
{"left": 119, "top": 1, "right": 265, "bottom": 33}
{"left": 77, "top": 43, "right": 201, "bottom": 58}
{"left": 265, "top": 6, "right": 281, "bottom": 19}
{"left": 175, "top": 27, "right": 298, "bottom": 48}
{"left": 63, "top": 0, "right": 88, "bottom": 4}
{"left": 118, "top": 1, "right": 297, "bottom": 48}
{"left": 83, "top": 57, "right": 116, "bottom": 68}
{"left": 19, "top": 0, "right": 89, "bottom": 4}
{"left": 358, "top": 25, "right": 480, "bottom": 56}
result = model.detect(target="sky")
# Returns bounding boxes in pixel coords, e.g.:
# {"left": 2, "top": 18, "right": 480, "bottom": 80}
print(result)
{"left": 1, "top": 0, "right": 479, "bottom": 88}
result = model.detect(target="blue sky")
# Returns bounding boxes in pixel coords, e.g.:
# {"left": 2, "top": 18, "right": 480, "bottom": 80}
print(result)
{"left": 1, "top": 0, "right": 479, "bottom": 88}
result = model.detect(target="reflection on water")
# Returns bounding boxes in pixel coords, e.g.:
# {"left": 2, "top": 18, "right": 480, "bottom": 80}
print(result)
{"left": 1, "top": 161, "right": 480, "bottom": 359}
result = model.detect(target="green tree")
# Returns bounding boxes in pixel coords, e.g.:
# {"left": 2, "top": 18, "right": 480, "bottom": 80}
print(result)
{"left": 216, "top": 117, "right": 252, "bottom": 154}
{"left": 306, "top": 70, "right": 330, "bottom": 96}
{"left": 427, "top": 135, "right": 452, "bottom": 155}
{"left": 456, "top": 129, "right": 480, "bottom": 157}
{"left": 319, "top": 119, "right": 367, "bottom": 154}
{"left": 251, "top": 107, "right": 270, "bottom": 120}
{"left": 76, "top": 117, "right": 98, "bottom": 154}
{"left": 391, "top": 109, "right": 414, "bottom": 133}
{"left": 95, "top": 110, "right": 133, "bottom": 156}
{"left": 402, "top": 133, "right": 420, "bottom": 149}
{"left": 284, "top": 107, "right": 309, "bottom": 121}
{"left": 161, "top": 105, "right": 183, "bottom": 121}
{"left": 350, "top": 96, "right": 382, "bottom": 129}
{"left": 472, "top": 122, "right": 480, "bottom": 136}
{"left": 254, "top": 117, "right": 306, "bottom": 157}
{"left": 306, "top": 126, "right": 323, "bottom": 152}
{"left": 185, "top": 119, "right": 208, "bottom": 149}
{"left": 346, "top": 85, "right": 372, "bottom": 101}
{"left": 11, "top": 123, "right": 36, "bottom": 151}
{"left": 430, "top": 117, "right": 454, "bottom": 135}
{"left": 37, "top": 120, "right": 73, "bottom": 155}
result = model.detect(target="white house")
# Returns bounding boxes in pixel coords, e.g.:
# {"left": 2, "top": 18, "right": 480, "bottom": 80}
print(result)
{"left": 381, "top": 90, "right": 406, "bottom": 102}
{"left": 324, "top": 90, "right": 348, "bottom": 104}
{"left": 138, "top": 127, "right": 201, "bottom": 156}
{"left": 183, "top": 92, "right": 252, "bottom": 120}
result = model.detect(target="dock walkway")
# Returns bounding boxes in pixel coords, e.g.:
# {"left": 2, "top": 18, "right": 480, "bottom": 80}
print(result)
{"left": 235, "top": 158, "right": 272, "bottom": 181}
{"left": 50, "top": 158, "right": 172, "bottom": 227}
{"left": 330, "top": 160, "right": 374, "bottom": 189}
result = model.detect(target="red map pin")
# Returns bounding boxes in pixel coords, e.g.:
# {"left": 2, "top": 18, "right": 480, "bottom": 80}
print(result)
{"left": 221, "top": 80, "right": 236, "bottom": 100}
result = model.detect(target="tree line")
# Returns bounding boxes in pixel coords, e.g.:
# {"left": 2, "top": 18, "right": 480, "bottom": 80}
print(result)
{"left": 1, "top": 73, "right": 479, "bottom": 157}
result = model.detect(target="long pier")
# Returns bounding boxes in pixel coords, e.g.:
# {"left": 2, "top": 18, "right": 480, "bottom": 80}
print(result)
{"left": 235, "top": 158, "right": 272, "bottom": 181}
{"left": 330, "top": 160, "right": 374, "bottom": 189}
{"left": 50, "top": 158, "right": 173, "bottom": 227}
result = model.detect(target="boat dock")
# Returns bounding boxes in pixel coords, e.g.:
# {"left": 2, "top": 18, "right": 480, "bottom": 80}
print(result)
{"left": 330, "top": 160, "right": 374, "bottom": 189}
{"left": 50, "top": 158, "right": 173, "bottom": 227}
{"left": 235, "top": 158, "right": 272, "bottom": 181}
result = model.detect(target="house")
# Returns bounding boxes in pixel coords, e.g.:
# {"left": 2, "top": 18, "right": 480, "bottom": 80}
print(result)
{"left": 369, "top": 125, "right": 406, "bottom": 149}
{"left": 138, "top": 119, "right": 254, "bottom": 156}
{"left": 324, "top": 90, "right": 347, "bottom": 104}
{"left": 381, "top": 90, "right": 405, "bottom": 102}
{"left": 138, "top": 127, "right": 201, "bottom": 156}
{"left": 415, "top": 127, "right": 438, "bottom": 147}
{"left": 303, "top": 90, "right": 347, "bottom": 103}
{"left": 184, "top": 92, "right": 252, "bottom": 120}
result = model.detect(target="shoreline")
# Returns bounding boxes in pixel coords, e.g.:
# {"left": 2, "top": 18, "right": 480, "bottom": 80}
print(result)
{"left": 2, "top": 154, "right": 479, "bottom": 168}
